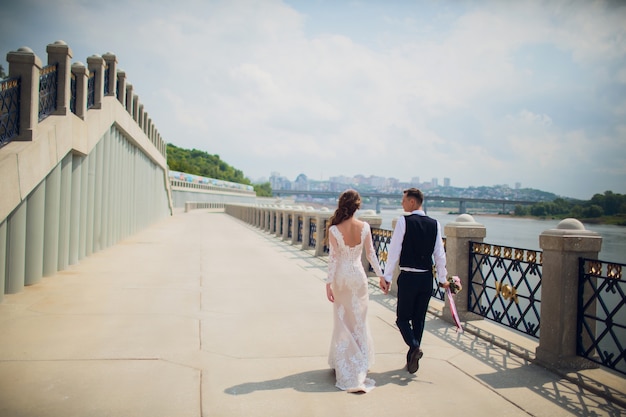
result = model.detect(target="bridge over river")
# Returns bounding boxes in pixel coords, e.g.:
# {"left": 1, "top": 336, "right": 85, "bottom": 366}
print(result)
{"left": 273, "top": 189, "right": 537, "bottom": 213}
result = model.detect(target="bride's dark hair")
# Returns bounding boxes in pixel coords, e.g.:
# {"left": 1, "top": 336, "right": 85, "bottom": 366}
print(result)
{"left": 324, "top": 189, "right": 361, "bottom": 245}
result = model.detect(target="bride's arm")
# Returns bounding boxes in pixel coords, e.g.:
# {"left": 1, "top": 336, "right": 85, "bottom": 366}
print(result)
{"left": 325, "top": 229, "right": 339, "bottom": 302}
{"left": 364, "top": 224, "right": 384, "bottom": 277}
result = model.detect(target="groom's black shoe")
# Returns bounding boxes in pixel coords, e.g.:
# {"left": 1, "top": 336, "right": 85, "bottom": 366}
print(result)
{"left": 407, "top": 346, "right": 423, "bottom": 374}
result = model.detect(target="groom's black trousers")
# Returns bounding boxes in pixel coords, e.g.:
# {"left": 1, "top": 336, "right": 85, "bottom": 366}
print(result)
{"left": 396, "top": 270, "right": 433, "bottom": 349}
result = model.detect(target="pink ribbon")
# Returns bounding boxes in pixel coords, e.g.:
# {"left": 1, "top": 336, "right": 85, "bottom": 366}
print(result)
{"left": 446, "top": 287, "right": 463, "bottom": 333}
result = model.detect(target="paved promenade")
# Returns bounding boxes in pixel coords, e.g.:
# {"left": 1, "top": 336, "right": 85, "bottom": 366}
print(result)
{"left": 0, "top": 210, "right": 624, "bottom": 417}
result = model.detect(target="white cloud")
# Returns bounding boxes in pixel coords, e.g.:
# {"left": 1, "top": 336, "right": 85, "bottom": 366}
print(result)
{"left": 1, "top": 0, "right": 625, "bottom": 199}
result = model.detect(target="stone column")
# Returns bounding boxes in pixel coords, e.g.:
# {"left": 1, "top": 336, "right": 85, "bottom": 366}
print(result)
{"left": 70, "top": 62, "right": 88, "bottom": 119}
{"left": 275, "top": 210, "right": 284, "bottom": 237}
{"left": 86, "top": 54, "right": 105, "bottom": 109}
{"left": 117, "top": 71, "right": 127, "bottom": 106}
{"left": 46, "top": 40, "right": 73, "bottom": 116}
{"left": 314, "top": 211, "right": 333, "bottom": 256}
{"left": 6, "top": 47, "right": 42, "bottom": 141}
{"left": 290, "top": 209, "right": 302, "bottom": 245}
{"left": 535, "top": 218, "right": 602, "bottom": 370}
{"left": 132, "top": 95, "right": 139, "bottom": 122}
{"left": 267, "top": 209, "right": 274, "bottom": 233}
{"left": 24, "top": 181, "right": 45, "bottom": 285}
{"left": 125, "top": 83, "right": 134, "bottom": 114}
{"left": 442, "top": 214, "right": 486, "bottom": 322}
{"left": 102, "top": 52, "right": 117, "bottom": 96}
{"left": 301, "top": 212, "right": 313, "bottom": 250}
{"left": 138, "top": 104, "right": 144, "bottom": 129}
{"left": 281, "top": 210, "right": 291, "bottom": 241}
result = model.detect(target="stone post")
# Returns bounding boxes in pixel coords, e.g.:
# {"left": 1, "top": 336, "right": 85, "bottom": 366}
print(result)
{"left": 125, "top": 83, "right": 134, "bottom": 114}
{"left": 138, "top": 104, "right": 144, "bottom": 129}
{"left": 46, "top": 40, "right": 73, "bottom": 116}
{"left": 268, "top": 208, "right": 276, "bottom": 233}
{"left": 281, "top": 210, "right": 292, "bottom": 241}
{"left": 314, "top": 210, "right": 333, "bottom": 256}
{"left": 535, "top": 218, "right": 602, "bottom": 370}
{"left": 117, "top": 71, "right": 127, "bottom": 107}
{"left": 301, "top": 212, "right": 313, "bottom": 250}
{"left": 132, "top": 95, "right": 139, "bottom": 122}
{"left": 442, "top": 214, "right": 486, "bottom": 322}
{"left": 6, "top": 47, "right": 42, "bottom": 141}
{"left": 102, "top": 52, "right": 117, "bottom": 96}
{"left": 86, "top": 55, "right": 105, "bottom": 109}
{"left": 292, "top": 209, "right": 305, "bottom": 245}
{"left": 70, "top": 62, "right": 88, "bottom": 120}
{"left": 275, "top": 207, "right": 287, "bottom": 238}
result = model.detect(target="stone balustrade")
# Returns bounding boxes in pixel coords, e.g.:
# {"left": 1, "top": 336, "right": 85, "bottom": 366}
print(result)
{"left": 225, "top": 203, "right": 607, "bottom": 372}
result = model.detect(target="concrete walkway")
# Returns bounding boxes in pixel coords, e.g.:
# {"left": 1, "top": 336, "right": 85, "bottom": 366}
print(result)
{"left": 0, "top": 210, "right": 624, "bottom": 417}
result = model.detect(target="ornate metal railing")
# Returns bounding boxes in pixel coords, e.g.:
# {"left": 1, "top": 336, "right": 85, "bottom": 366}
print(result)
{"left": 309, "top": 218, "right": 317, "bottom": 248}
{"left": 87, "top": 72, "right": 95, "bottom": 109}
{"left": 38, "top": 64, "right": 57, "bottom": 121}
{"left": 371, "top": 228, "right": 392, "bottom": 272}
{"left": 297, "top": 216, "right": 303, "bottom": 243}
{"left": 70, "top": 72, "right": 76, "bottom": 114}
{"left": 468, "top": 241, "right": 542, "bottom": 338}
{"left": 104, "top": 65, "right": 110, "bottom": 95}
{"left": 0, "top": 77, "right": 20, "bottom": 147}
{"left": 578, "top": 258, "right": 626, "bottom": 376}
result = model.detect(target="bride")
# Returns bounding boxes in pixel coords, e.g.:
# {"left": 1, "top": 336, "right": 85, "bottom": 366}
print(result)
{"left": 325, "top": 189, "right": 384, "bottom": 393}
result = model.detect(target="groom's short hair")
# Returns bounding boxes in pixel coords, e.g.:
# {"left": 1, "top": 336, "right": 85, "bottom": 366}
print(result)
{"left": 403, "top": 188, "right": 424, "bottom": 205}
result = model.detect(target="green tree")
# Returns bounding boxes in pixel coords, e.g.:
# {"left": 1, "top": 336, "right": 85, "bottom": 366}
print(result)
{"left": 253, "top": 182, "right": 272, "bottom": 197}
{"left": 0, "top": 65, "right": 7, "bottom": 79}
{"left": 514, "top": 205, "right": 529, "bottom": 216}
{"left": 530, "top": 203, "right": 547, "bottom": 216}
{"left": 166, "top": 143, "right": 251, "bottom": 185}
{"left": 582, "top": 205, "right": 604, "bottom": 218}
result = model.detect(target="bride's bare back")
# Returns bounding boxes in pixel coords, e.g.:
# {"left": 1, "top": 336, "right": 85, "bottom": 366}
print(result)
{"left": 335, "top": 217, "right": 365, "bottom": 247}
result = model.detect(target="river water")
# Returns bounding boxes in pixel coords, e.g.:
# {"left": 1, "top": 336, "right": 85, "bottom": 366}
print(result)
{"left": 375, "top": 209, "right": 625, "bottom": 264}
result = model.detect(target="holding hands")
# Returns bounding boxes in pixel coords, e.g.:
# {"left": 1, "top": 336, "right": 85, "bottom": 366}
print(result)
{"left": 378, "top": 277, "right": 390, "bottom": 295}
{"left": 326, "top": 283, "right": 334, "bottom": 302}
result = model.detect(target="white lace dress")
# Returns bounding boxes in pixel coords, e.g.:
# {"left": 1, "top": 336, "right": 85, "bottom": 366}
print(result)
{"left": 326, "top": 222, "right": 384, "bottom": 393}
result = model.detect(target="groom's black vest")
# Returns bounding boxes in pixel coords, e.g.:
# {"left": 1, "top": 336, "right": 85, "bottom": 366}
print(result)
{"left": 399, "top": 214, "right": 437, "bottom": 271}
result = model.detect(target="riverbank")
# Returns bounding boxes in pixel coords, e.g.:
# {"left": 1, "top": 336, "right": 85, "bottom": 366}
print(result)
{"left": 459, "top": 211, "right": 626, "bottom": 227}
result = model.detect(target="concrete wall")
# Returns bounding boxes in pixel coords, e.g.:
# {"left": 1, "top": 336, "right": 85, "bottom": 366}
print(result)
{"left": 0, "top": 41, "right": 172, "bottom": 300}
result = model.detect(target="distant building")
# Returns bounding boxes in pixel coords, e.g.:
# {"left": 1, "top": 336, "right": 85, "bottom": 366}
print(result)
{"left": 444, "top": 177, "right": 451, "bottom": 187}
{"left": 294, "top": 173, "right": 309, "bottom": 190}
{"left": 269, "top": 172, "right": 292, "bottom": 190}
{"left": 431, "top": 178, "right": 438, "bottom": 188}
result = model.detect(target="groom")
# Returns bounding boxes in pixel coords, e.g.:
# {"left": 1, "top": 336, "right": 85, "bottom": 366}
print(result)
{"left": 379, "top": 188, "right": 449, "bottom": 373}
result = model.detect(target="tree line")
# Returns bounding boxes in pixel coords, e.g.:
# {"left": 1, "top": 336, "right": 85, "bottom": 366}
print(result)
{"left": 514, "top": 191, "right": 626, "bottom": 225}
{"left": 166, "top": 143, "right": 272, "bottom": 197}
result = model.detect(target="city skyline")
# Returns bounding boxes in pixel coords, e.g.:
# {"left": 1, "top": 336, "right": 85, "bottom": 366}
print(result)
{"left": 2, "top": 0, "right": 625, "bottom": 200}
{"left": 268, "top": 170, "right": 535, "bottom": 196}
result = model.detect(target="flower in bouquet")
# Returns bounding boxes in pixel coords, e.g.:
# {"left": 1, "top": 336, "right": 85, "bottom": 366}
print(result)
{"left": 447, "top": 275, "right": 462, "bottom": 294}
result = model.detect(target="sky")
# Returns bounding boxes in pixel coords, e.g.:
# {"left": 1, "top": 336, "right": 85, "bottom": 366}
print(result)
{"left": 1, "top": 0, "right": 625, "bottom": 200}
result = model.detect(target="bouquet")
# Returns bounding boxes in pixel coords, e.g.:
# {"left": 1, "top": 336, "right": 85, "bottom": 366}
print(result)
{"left": 447, "top": 275, "right": 462, "bottom": 294}
{"left": 446, "top": 275, "right": 463, "bottom": 333}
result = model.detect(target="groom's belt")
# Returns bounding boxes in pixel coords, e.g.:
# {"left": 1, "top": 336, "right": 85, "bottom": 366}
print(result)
{"left": 399, "top": 267, "right": 430, "bottom": 273}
